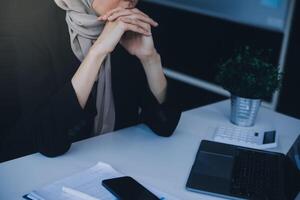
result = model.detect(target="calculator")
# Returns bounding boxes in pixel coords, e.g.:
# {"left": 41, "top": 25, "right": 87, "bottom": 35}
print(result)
{"left": 213, "top": 125, "right": 278, "bottom": 149}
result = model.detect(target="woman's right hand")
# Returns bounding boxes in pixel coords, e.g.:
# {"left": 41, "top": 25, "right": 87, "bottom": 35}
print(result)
{"left": 90, "top": 11, "right": 157, "bottom": 56}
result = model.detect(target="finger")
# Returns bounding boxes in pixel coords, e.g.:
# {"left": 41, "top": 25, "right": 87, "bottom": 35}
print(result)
{"left": 131, "top": 8, "right": 149, "bottom": 18}
{"left": 100, "top": 7, "right": 150, "bottom": 21}
{"left": 119, "top": 20, "right": 151, "bottom": 36}
{"left": 120, "top": 17, "right": 151, "bottom": 33}
{"left": 102, "top": 7, "right": 123, "bottom": 20}
{"left": 107, "top": 9, "right": 132, "bottom": 20}
{"left": 109, "top": 11, "right": 158, "bottom": 27}
{"left": 98, "top": 7, "right": 123, "bottom": 20}
{"left": 125, "top": 23, "right": 151, "bottom": 36}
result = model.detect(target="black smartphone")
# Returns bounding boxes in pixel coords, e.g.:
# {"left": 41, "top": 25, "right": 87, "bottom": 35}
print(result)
{"left": 102, "top": 176, "right": 161, "bottom": 200}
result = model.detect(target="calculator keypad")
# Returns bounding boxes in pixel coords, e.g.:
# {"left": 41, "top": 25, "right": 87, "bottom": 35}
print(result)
{"left": 214, "top": 126, "right": 277, "bottom": 149}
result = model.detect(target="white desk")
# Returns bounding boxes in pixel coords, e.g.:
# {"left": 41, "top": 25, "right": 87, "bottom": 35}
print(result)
{"left": 0, "top": 100, "right": 300, "bottom": 200}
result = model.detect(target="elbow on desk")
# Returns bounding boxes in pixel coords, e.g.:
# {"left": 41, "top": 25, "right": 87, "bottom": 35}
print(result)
{"left": 151, "top": 110, "right": 182, "bottom": 137}
{"left": 39, "top": 142, "right": 71, "bottom": 158}
{"left": 153, "top": 121, "right": 180, "bottom": 137}
{"left": 154, "top": 128, "right": 175, "bottom": 137}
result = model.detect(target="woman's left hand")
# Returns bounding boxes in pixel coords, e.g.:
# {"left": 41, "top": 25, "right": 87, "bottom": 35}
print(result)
{"left": 99, "top": 8, "right": 159, "bottom": 61}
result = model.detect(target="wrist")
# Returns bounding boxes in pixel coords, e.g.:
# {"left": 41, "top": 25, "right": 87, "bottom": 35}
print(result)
{"left": 89, "top": 35, "right": 115, "bottom": 57}
{"left": 139, "top": 51, "right": 161, "bottom": 66}
{"left": 88, "top": 45, "right": 109, "bottom": 58}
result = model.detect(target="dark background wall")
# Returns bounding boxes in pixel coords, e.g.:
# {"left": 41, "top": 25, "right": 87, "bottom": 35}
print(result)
{"left": 136, "top": 1, "right": 300, "bottom": 117}
{"left": 0, "top": 1, "right": 20, "bottom": 130}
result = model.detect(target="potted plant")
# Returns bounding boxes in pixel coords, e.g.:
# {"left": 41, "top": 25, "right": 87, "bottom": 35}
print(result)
{"left": 215, "top": 46, "right": 282, "bottom": 126}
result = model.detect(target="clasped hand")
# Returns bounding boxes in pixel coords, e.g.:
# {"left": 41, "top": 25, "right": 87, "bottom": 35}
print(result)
{"left": 91, "top": 7, "right": 159, "bottom": 62}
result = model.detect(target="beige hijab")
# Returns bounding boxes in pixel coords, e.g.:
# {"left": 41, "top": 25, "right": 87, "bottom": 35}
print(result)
{"left": 54, "top": 0, "right": 115, "bottom": 135}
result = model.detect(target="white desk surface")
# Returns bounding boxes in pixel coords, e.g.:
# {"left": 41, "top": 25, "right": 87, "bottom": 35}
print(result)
{"left": 0, "top": 100, "right": 300, "bottom": 200}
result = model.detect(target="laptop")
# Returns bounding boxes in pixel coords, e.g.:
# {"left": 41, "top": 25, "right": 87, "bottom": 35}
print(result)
{"left": 186, "top": 135, "right": 300, "bottom": 200}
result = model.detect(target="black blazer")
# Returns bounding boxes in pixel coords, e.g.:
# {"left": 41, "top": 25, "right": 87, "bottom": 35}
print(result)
{"left": 0, "top": 0, "right": 181, "bottom": 162}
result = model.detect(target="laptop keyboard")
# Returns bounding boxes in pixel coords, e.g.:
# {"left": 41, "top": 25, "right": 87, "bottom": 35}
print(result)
{"left": 231, "top": 150, "right": 284, "bottom": 199}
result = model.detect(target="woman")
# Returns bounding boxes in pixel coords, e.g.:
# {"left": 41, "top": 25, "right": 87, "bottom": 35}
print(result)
{"left": 0, "top": 0, "right": 181, "bottom": 162}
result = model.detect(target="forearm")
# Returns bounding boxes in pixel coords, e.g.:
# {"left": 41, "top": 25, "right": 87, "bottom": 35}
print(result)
{"left": 71, "top": 48, "right": 107, "bottom": 108}
{"left": 140, "top": 52, "right": 167, "bottom": 104}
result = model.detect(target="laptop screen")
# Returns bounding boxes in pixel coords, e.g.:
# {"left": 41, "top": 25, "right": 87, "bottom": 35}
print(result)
{"left": 287, "top": 135, "right": 300, "bottom": 171}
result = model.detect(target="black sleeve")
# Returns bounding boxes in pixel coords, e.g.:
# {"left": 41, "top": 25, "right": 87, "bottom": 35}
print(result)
{"left": 140, "top": 77, "right": 182, "bottom": 137}
{"left": 0, "top": 15, "right": 96, "bottom": 162}
{"left": 0, "top": 51, "right": 97, "bottom": 162}
{"left": 0, "top": 82, "right": 93, "bottom": 161}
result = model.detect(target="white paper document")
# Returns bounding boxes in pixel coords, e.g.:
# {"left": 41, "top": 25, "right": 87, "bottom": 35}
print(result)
{"left": 25, "top": 162, "right": 179, "bottom": 200}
